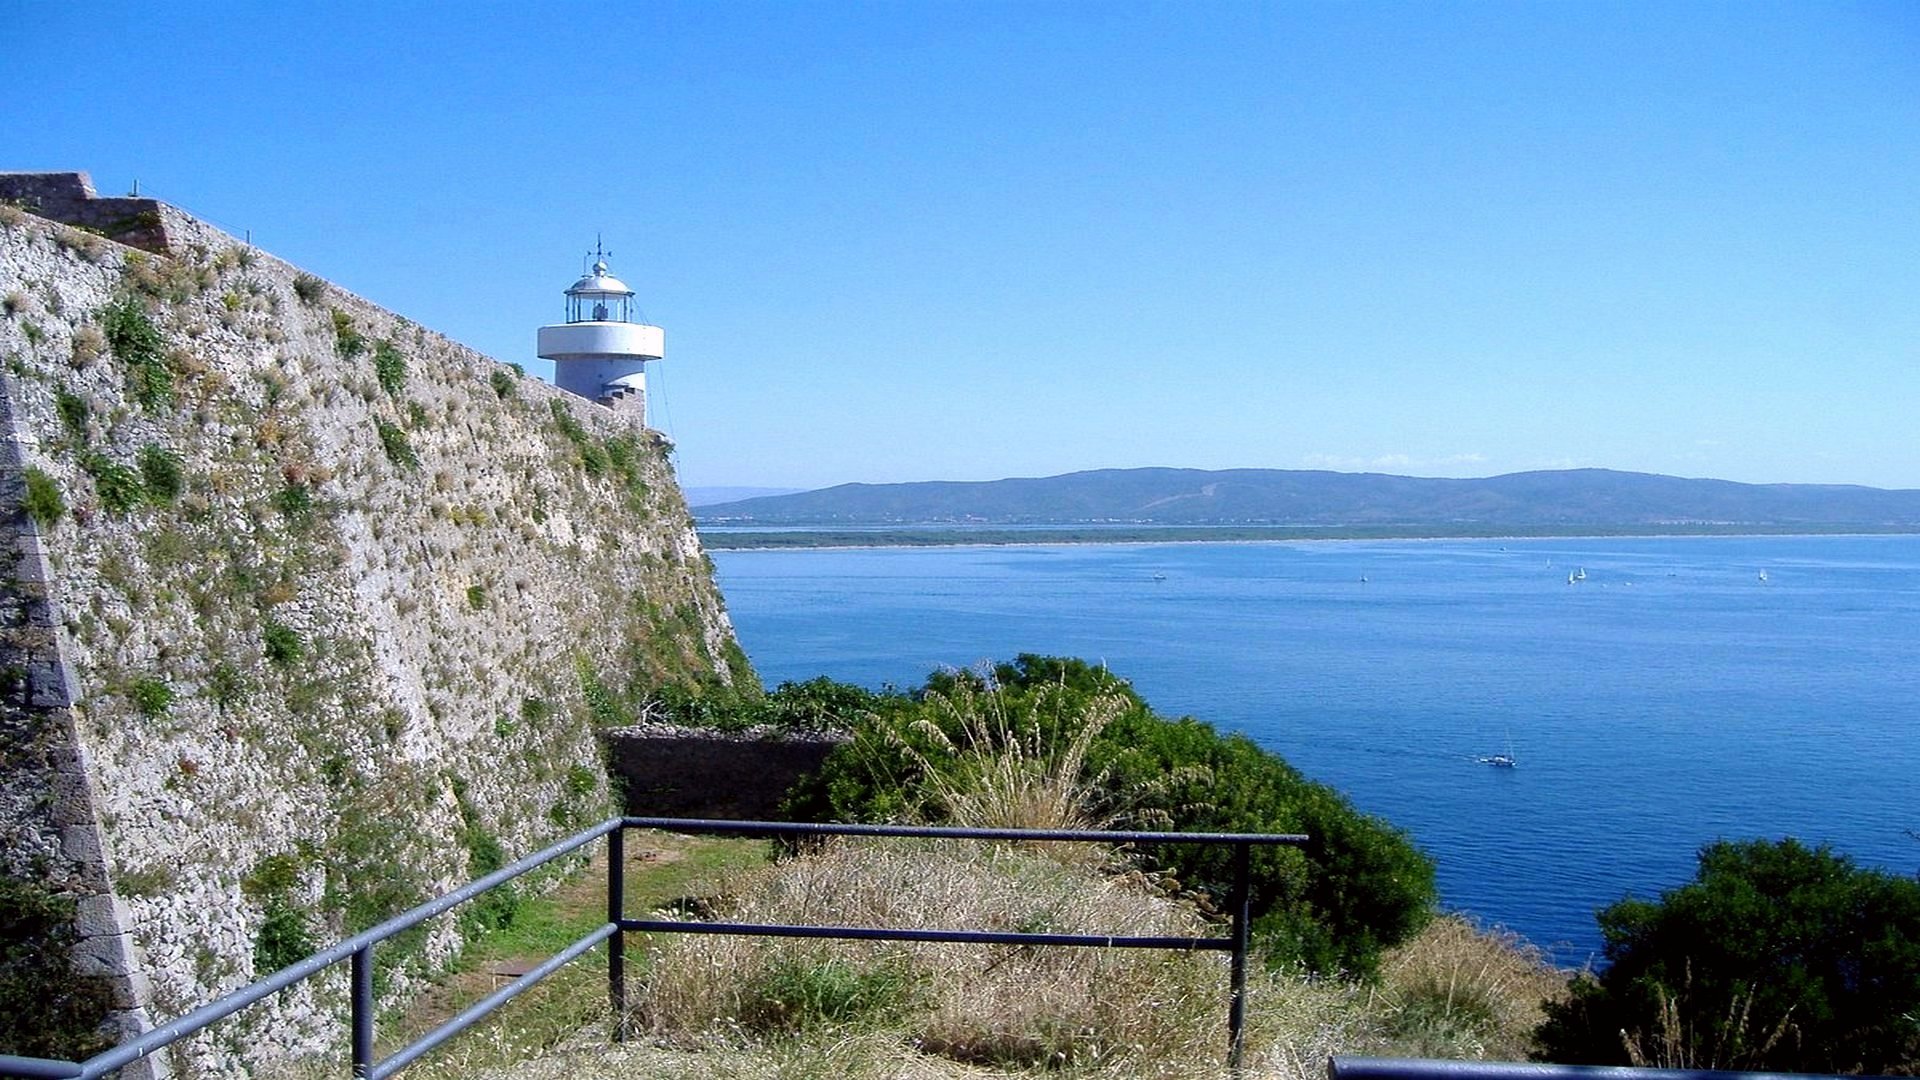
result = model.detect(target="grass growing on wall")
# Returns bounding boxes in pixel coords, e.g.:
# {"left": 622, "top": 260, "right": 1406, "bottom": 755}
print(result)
{"left": 21, "top": 467, "right": 63, "bottom": 524}
{"left": 0, "top": 876, "right": 117, "bottom": 1060}
{"left": 101, "top": 297, "right": 173, "bottom": 411}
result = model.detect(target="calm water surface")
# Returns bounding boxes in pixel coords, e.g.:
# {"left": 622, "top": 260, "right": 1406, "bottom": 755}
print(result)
{"left": 711, "top": 535, "right": 1920, "bottom": 963}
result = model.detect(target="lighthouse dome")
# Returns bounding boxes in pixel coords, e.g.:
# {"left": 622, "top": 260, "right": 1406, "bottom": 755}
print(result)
{"left": 566, "top": 260, "right": 635, "bottom": 297}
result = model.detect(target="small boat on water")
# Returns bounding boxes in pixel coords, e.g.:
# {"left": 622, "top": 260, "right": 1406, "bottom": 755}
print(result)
{"left": 1478, "top": 734, "right": 1517, "bottom": 768}
{"left": 1758, "top": 569, "right": 1769, "bottom": 583}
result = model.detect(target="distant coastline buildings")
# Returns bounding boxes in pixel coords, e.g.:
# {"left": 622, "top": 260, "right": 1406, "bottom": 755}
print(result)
{"left": 536, "top": 243, "right": 665, "bottom": 423}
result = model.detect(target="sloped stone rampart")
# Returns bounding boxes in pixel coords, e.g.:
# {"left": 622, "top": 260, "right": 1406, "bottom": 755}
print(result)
{"left": 0, "top": 184, "right": 753, "bottom": 1077}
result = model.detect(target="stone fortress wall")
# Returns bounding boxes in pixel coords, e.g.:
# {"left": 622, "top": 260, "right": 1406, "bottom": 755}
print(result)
{"left": 0, "top": 173, "right": 754, "bottom": 1077}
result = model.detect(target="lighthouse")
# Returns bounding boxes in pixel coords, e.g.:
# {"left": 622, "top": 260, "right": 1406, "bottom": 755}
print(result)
{"left": 536, "top": 244, "right": 664, "bottom": 422}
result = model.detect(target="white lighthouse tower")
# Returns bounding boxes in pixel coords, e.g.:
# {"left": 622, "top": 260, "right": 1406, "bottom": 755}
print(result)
{"left": 536, "top": 243, "right": 664, "bottom": 422}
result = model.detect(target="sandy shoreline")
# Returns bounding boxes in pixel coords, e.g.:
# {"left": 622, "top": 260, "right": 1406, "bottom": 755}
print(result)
{"left": 700, "top": 525, "right": 1917, "bottom": 553}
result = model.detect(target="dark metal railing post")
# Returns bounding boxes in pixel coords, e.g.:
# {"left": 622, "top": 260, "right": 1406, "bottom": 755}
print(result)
{"left": 1228, "top": 840, "right": 1251, "bottom": 1076}
{"left": 351, "top": 944, "right": 375, "bottom": 1079}
{"left": 607, "top": 822, "right": 628, "bottom": 1042}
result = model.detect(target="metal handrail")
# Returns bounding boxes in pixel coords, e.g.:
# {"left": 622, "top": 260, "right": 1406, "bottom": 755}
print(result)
{"left": 0, "top": 817, "right": 1304, "bottom": 1079}
{"left": 1327, "top": 1056, "right": 1890, "bottom": 1080}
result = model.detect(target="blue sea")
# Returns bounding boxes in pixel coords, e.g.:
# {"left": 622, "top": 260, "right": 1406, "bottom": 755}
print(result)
{"left": 710, "top": 535, "right": 1920, "bottom": 964}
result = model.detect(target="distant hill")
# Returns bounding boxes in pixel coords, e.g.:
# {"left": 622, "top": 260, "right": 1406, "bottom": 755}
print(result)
{"left": 692, "top": 467, "right": 1920, "bottom": 528}
{"left": 683, "top": 485, "right": 806, "bottom": 507}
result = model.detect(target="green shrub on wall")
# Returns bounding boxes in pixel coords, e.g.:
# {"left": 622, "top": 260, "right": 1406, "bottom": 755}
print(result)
{"left": 373, "top": 419, "right": 417, "bottom": 469}
{"left": 372, "top": 340, "right": 406, "bottom": 397}
{"left": 291, "top": 274, "right": 325, "bottom": 305}
{"left": 262, "top": 621, "right": 303, "bottom": 666}
{"left": 101, "top": 297, "right": 172, "bottom": 411}
{"left": 128, "top": 677, "right": 173, "bottom": 717}
{"left": 136, "top": 444, "right": 184, "bottom": 505}
{"left": 252, "top": 897, "right": 313, "bottom": 976}
{"left": 79, "top": 452, "right": 142, "bottom": 513}
{"left": 330, "top": 309, "right": 365, "bottom": 359}
{"left": 21, "top": 467, "right": 63, "bottom": 525}
{"left": 53, "top": 388, "right": 88, "bottom": 442}
{"left": 0, "top": 876, "right": 116, "bottom": 1059}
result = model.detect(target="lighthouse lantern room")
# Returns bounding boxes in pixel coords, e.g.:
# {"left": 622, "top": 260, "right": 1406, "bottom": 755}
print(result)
{"left": 536, "top": 243, "right": 664, "bottom": 421}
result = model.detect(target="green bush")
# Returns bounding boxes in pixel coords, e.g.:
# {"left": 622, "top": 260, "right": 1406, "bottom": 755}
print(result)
{"left": 292, "top": 273, "right": 325, "bottom": 305}
{"left": 0, "top": 875, "right": 115, "bottom": 1059}
{"left": 101, "top": 297, "right": 172, "bottom": 411}
{"left": 53, "top": 388, "right": 88, "bottom": 442}
{"left": 80, "top": 452, "right": 143, "bottom": 514}
{"left": 458, "top": 827, "right": 520, "bottom": 936}
{"left": 274, "top": 483, "right": 313, "bottom": 523}
{"left": 646, "top": 676, "right": 867, "bottom": 734}
{"left": 20, "top": 467, "right": 63, "bottom": 525}
{"left": 466, "top": 584, "right": 486, "bottom": 610}
{"left": 136, "top": 444, "right": 184, "bottom": 504}
{"left": 1536, "top": 837, "right": 1920, "bottom": 1072}
{"left": 782, "top": 655, "right": 1436, "bottom": 978}
{"left": 489, "top": 368, "right": 515, "bottom": 399}
{"left": 549, "top": 398, "right": 587, "bottom": 443}
{"left": 252, "top": 896, "right": 313, "bottom": 975}
{"left": 129, "top": 677, "right": 173, "bottom": 717}
{"left": 372, "top": 340, "right": 406, "bottom": 396}
{"left": 374, "top": 418, "right": 417, "bottom": 469}
{"left": 262, "top": 621, "right": 303, "bottom": 666}
{"left": 576, "top": 656, "right": 626, "bottom": 728}
{"left": 331, "top": 309, "right": 365, "bottom": 358}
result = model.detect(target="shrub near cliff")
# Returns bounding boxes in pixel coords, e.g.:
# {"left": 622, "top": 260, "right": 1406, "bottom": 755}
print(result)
{"left": 1536, "top": 837, "right": 1920, "bottom": 1072}
{"left": 783, "top": 655, "right": 1436, "bottom": 978}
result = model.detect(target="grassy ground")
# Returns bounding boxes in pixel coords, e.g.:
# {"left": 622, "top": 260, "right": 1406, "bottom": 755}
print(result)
{"left": 262, "top": 831, "right": 1567, "bottom": 1079}
{"left": 370, "top": 832, "right": 772, "bottom": 1078}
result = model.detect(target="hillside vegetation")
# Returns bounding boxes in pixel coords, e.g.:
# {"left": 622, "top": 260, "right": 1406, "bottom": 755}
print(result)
{"left": 694, "top": 466, "right": 1920, "bottom": 528}
{"left": 712, "top": 656, "right": 1438, "bottom": 980}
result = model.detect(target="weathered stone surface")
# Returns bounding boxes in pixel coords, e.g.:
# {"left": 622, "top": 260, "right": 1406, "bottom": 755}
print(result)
{"left": 0, "top": 183, "right": 756, "bottom": 1077}
{"left": 74, "top": 891, "right": 130, "bottom": 937}
{"left": 60, "top": 822, "right": 104, "bottom": 864}
{"left": 70, "top": 931, "right": 133, "bottom": 978}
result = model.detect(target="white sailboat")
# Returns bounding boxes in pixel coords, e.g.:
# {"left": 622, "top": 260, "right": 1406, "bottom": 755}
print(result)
{"left": 1478, "top": 733, "right": 1517, "bottom": 768}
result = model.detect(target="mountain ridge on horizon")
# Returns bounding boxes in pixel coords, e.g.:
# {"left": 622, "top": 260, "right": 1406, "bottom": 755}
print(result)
{"left": 692, "top": 466, "right": 1920, "bottom": 528}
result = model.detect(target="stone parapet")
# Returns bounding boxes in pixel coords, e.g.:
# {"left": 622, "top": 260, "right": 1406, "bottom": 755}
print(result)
{"left": 0, "top": 172, "right": 172, "bottom": 255}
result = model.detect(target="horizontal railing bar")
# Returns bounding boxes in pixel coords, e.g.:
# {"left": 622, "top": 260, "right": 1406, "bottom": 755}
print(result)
{"left": 8, "top": 818, "right": 624, "bottom": 1079}
{"left": 1328, "top": 1057, "right": 1887, "bottom": 1080}
{"left": 0, "top": 817, "right": 1301, "bottom": 1080}
{"left": 623, "top": 816, "right": 1308, "bottom": 845}
{"left": 369, "top": 923, "right": 618, "bottom": 1080}
{"left": 623, "top": 918, "right": 1232, "bottom": 951}
{"left": 0, "top": 1058, "right": 81, "bottom": 1079}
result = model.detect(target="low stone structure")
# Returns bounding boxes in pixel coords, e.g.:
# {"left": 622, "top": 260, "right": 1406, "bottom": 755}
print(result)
{"left": 606, "top": 725, "right": 847, "bottom": 821}
{"left": 0, "top": 173, "right": 172, "bottom": 255}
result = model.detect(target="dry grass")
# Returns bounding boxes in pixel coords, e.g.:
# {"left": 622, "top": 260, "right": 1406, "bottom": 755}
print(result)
{"left": 894, "top": 673, "right": 1129, "bottom": 837}
{"left": 261, "top": 838, "right": 1570, "bottom": 1080}
{"left": 1619, "top": 972, "right": 1796, "bottom": 1070}
{"left": 638, "top": 837, "right": 1270, "bottom": 1077}
{"left": 1367, "top": 914, "right": 1569, "bottom": 1061}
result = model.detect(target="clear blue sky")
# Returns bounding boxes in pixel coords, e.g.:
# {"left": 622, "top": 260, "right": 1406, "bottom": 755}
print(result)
{"left": 7, "top": 2, "right": 1917, "bottom": 490}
